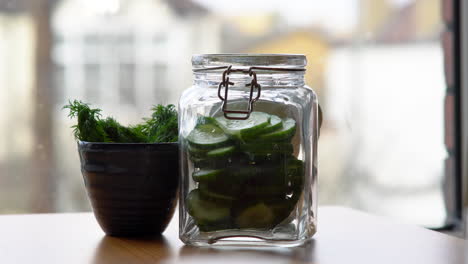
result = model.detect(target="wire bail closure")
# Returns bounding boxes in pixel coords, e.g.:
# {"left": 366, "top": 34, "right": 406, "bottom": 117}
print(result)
{"left": 194, "top": 64, "right": 305, "bottom": 120}
{"left": 217, "top": 65, "right": 261, "bottom": 120}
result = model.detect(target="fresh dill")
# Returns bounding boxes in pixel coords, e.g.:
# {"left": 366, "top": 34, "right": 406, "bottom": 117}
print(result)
{"left": 63, "top": 100, "right": 178, "bottom": 143}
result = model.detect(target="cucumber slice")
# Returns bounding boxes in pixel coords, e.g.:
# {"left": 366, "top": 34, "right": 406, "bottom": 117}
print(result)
{"left": 187, "top": 123, "right": 230, "bottom": 149}
{"left": 258, "top": 187, "right": 288, "bottom": 198}
{"left": 286, "top": 158, "right": 304, "bottom": 178}
{"left": 190, "top": 151, "right": 247, "bottom": 168}
{"left": 260, "top": 115, "right": 283, "bottom": 135}
{"left": 197, "top": 221, "right": 233, "bottom": 232}
{"left": 227, "top": 162, "right": 289, "bottom": 184}
{"left": 241, "top": 142, "right": 294, "bottom": 155}
{"left": 206, "top": 145, "right": 236, "bottom": 158}
{"left": 244, "top": 183, "right": 288, "bottom": 198}
{"left": 196, "top": 116, "right": 217, "bottom": 126}
{"left": 192, "top": 169, "right": 223, "bottom": 182}
{"left": 239, "top": 160, "right": 303, "bottom": 198}
{"left": 227, "top": 166, "right": 255, "bottom": 182}
{"left": 268, "top": 199, "right": 297, "bottom": 224}
{"left": 216, "top": 112, "right": 270, "bottom": 141}
{"left": 242, "top": 144, "right": 293, "bottom": 164}
{"left": 286, "top": 158, "right": 305, "bottom": 186}
{"left": 187, "top": 144, "right": 209, "bottom": 158}
{"left": 259, "top": 118, "right": 296, "bottom": 141}
{"left": 235, "top": 203, "right": 275, "bottom": 228}
{"left": 199, "top": 179, "right": 243, "bottom": 195}
{"left": 199, "top": 183, "right": 237, "bottom": 202}
{"left": 284, "top": 158, "right": 304, "bottom": 199}
{"left": 246, "top": 153, "right": 288, "bottom": 163}
{"left": 191, "top": 157, "right": 231, "bottom": 168}
{"left": 188, "top": 144, "right": 236, "bottom": 159}
{"left": 186, "top": 189, "right": 230, "bottom": 223}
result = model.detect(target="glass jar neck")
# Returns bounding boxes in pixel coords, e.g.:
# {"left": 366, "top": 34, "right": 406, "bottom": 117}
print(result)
{"left": 193, "top": 69, "right": 305, "bottom": 88}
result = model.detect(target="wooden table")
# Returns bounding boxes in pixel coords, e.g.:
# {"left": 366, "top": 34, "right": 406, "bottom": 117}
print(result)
{"left": 0, "top": 207, "right": 465, "bottom": 264}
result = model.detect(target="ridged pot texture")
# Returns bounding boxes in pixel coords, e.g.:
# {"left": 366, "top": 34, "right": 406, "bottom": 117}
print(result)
{"left": 78, "top": 141, "right": 179, "bottom": 237}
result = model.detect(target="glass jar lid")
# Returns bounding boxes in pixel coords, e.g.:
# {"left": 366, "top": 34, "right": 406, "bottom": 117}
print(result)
{"left": 192, "top": 54, "right": 307, "bottom": 71}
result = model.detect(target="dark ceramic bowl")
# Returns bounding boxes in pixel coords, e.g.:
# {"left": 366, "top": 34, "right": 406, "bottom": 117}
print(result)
{"left": 78, "top": 141, "right": 179, "bottom": 237}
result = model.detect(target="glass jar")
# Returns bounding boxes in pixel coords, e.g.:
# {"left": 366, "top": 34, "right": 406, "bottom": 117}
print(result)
{"left": 178, "top": 54, "right": 318, "bottom": 246}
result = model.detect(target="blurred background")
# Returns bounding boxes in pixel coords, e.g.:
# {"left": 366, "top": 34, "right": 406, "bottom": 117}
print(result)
{"left": 0, "top": 0, "right": 464, "bottom": 231}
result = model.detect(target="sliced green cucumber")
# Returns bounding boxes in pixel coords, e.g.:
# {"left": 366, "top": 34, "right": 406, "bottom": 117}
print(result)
{"left": 187, "top": 144, "right": 209, "bottom": 158}
{"left": 196, "top": 116, "right": 217, "bottom": 126}
{"left": 191, "top": 157, "right": 231, "bottom": 168}
{"left": 235, "top": 203, "right": 275, "bottom": 229}
{"left": 186, "top": 123, "right": 230, "bottom": 149}
{"left": 192, "top": 169, "right": 223, "bottom": 182}
{"left": 286, "top": 158, "right": 304, "bottom": 178}
{"left": 199, "top": 183, "right": 237, "bottom": 202}
{"left": 215, "top": 112, "right": 270, "bottom": 141}
{"left": 227, "top": 166, "right": 255, "bottom": 182}
{"left": 286, "top": 158, "right": 304, "bottom": 184}
{"left": 200, "top": 179, "right": 243, "bottom": 195}
{"left": 226, "top": 162, "right": 289, "bottom": 185}
{"left": 241, "top": 142, "right": 294, "bottom": 164}
{"left": 259, "top": 118, "right": 296, "bottom": 141}
{"left": 186, "top": 189, "right": 230, "bottom": 223}
{"left": 197, "top": 221, "right": 233, "bottom": 232}
{"left": 241, "top": 142, "right": 294, "bottom": 155}
{"left": 260, "top": 115, "right": 283, "bottom": 134}
{"left": 244, "top": 183, "right": 288, "bottom": 198}
{"left": 245, "top": 153, "right": 288, "bottom": 163}
{"left": 206, "top": 145, "right": 236, "bottom": 158}
{"left": 190, "top": 151, "right": 248, "bottom": 168}
{"left": 279, "top": 158, "right": 304, "bottom": 200}
{"left": 268, "top": 199, "right": 297, "bottom": 225}
{"left": 188, "top": 144, "right": 236, "bottom": 160}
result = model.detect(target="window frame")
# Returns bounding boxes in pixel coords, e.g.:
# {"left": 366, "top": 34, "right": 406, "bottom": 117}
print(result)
{"left": 438, "top": 0, "right": 464, "bottom": 233}
{"left": 460, "top": 0, "right": 468, "bottom": 237}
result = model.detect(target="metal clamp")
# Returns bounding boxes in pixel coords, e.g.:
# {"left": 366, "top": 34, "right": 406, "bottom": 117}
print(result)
{"left": 217, "top": 66, "right": 262, "bottom": 120}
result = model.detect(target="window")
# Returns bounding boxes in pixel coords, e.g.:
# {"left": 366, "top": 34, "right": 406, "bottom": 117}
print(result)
{"left": 53, "top": 64, "right": 65, "bottom": 105}
{"left": 0, "top": 0, "right": 462, "bottom": 231}
{"left": 84, "top": 64, "right": 101, "bottom": 102}
{"left": 119, "top": 63, "right": 136, "bottom": 105}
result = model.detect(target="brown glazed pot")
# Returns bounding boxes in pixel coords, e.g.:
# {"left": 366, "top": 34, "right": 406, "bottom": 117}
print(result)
{"left": 78, "top": 141, "right": 179, "bottom": 237}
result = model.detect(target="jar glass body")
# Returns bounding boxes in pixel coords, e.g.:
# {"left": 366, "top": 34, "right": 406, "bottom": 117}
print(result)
{"left": 179, "top": 54, "right": 318, "bottom": 246}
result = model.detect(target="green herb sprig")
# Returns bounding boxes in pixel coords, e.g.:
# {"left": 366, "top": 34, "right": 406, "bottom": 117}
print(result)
{"left": 63, "top": 100, "right": 178, "bottom": 143}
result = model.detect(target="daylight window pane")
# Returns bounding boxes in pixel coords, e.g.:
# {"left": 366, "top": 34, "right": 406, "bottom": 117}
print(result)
{"left": 119, "top": 63, "right": 136, "bottom": 105}
{"left": 0, "top": 0, "right": 458, "bottom": 230}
